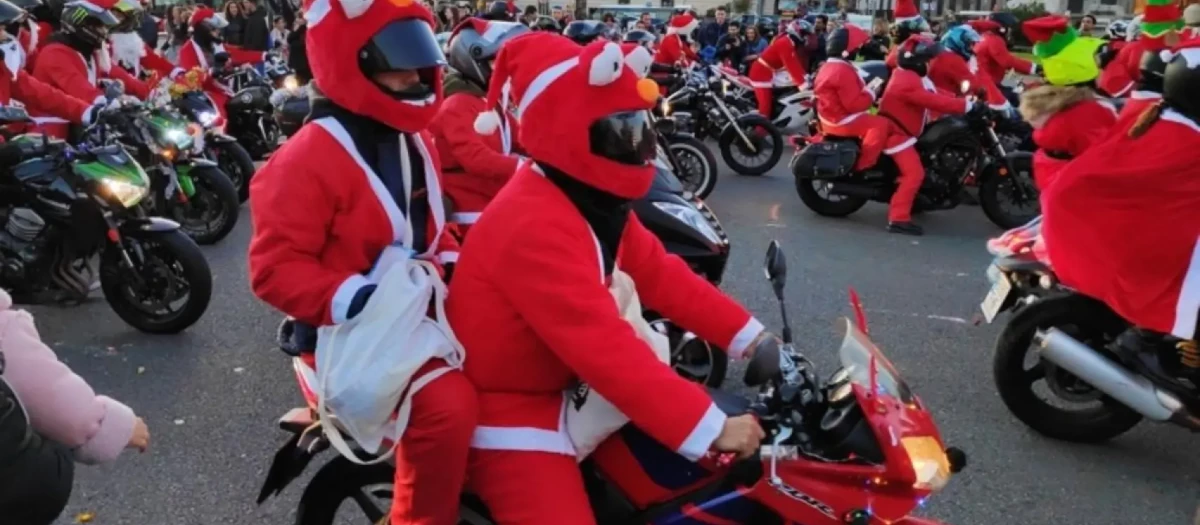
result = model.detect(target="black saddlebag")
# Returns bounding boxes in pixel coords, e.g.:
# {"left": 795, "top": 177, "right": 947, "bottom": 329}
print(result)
{"left": 792, "top": 139, "right": 859, "bottom": 179}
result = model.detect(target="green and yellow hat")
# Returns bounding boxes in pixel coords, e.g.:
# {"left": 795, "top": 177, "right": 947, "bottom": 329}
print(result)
{"left": 1022, "top": 15, "right": 1106, "bottom": 86}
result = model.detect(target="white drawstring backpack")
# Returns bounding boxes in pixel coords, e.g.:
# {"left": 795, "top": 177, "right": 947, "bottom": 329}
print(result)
{"left": 564, "top": 268, "right": 671, "bottom": 459}
{"left": 314, "top": 252, "right": 464, "bottom": 464}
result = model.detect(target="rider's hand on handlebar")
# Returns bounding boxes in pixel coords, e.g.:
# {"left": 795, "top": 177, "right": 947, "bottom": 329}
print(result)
{"left": 744, "top": 330, "right": 782, "bottom": 360}
{"left": 714, "top": 414, "right": 765, "bottom": 459}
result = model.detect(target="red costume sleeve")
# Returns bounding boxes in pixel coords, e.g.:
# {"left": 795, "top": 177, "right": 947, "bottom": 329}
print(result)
{"left": 438, "top": 95, "right": 520, "bottom": 181}
{"left": 619, "top": 215, "right": 762, "bottom": 357}
{"left": 248, "top": 137, "right": 359, "bottom": 326}
{"left": 12, "top": 71, "right": 90, "bottom": 123}
{"left": 776, "top": 38, "right": 808, "bottom": 86}
{"left": 897, "top": 77, "right": 970, "bottom": 115}
{"left": 178, "top": 41, "right": 201, "bottom": 71}
{"left": 107, "top": 65, "right": 149, "bottom": 100}
{"left": 36, "top": 22, "right": 51, "bottom": 48}
{"left": 140, "top": 44, "right": 180, "bottom": 77}
{"left": 980, "top": 36, "right": 1035, "bottom": 75}
{"left": 223, "top": 44, "right": 267, "bottom": 66}
{"left": 1098, "top": 42, "right": 1139, "bottom": 97}
{"left": 654, "top": 36, "right": 681, "bottom": 64}
{"left": 977, "top": 69, "right": 1008, "bottom": 108}
{"left": 492, "top": 215, "right": 727, "bottom": 461}
{"left": 929, "top": 53, "right": 971, "bottom": 95}
{"left": 31, "top": 45, "right": 104, "bottom": 103}
{"left": 885, "top": 47, "right": 898, "bottom": 69}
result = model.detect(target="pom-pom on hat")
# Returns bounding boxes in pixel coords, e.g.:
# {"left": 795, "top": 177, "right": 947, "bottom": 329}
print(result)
{"left": 473, "top": 32, "right": 662, "bottom": 199}
{"left": 666, "top": 12, "right": 698, "bottom": 35}
{"left": 1141, "top": 0, "right": 1183, "bottom": 39}
{"left": 893, "top": 0, "right": 920, "bottom": 23}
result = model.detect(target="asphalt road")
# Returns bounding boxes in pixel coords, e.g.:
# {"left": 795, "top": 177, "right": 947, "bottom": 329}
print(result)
{"left": 41, "top": 154, "right": 1198, "bottom": 525}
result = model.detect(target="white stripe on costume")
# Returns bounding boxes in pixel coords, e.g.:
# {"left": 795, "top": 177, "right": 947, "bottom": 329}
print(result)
{"left": 1109, "top": 81, "right": 1135, "bottom": 99}
{"left": 519, "top": 57, "right": 580, "bottom": 117}
{"left": 676, "top": 403, "right": 726, "bottom": 461}
{"left": 1172, "top": 237, "right": 1200, "bottom": 340}
{"left": 726, "top": 318, "right": 765, "bottom": 359}
{"left": 884, "top": 137, "right": 917, "bottom": 155}
{"left": 330, "top": 273, "right": 372, "bottom": 323}
{"left": 472, "top": 403, "right": 577, "bottom": 456}
{"left": 437, "top": 251, "right": 459, "bottom": 264}
{"left": 450, "top": 212, "right": 482, "bottom": 224}
{"left": 313, "top": 117, "right": 409, "bottom": 243}
{"left": 1163, "top": 110, "right": 1200, "bottom": 133}
{"left": 1130, "top": 90, "right": 1162, "bottom": 100}
{"left": 305, "top": 0, "right": 332, "bottom": 27}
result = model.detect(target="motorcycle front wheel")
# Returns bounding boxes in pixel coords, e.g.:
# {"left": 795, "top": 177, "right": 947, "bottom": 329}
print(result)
{"left": 208, "top": 140, "right": 257, "bottom": 202}
{"left": 992, "top": 293, "right": 1141, "bottom": 442}
{"left": 979, "top": 155, "right": 1040, "bottom": 230}
{"left": 99, "top": 230, "right": 212, "bottom": 334}
{"left": 296, "top": 456, "right": 393, "bottom": 525}
{"left": 718, "top": 114, "right": 783, "bottom": 177}
{"left": 665, "top": 134, "right": 718, "bottom": 199}
{"left": 169, "top": 166, "right": 240, "bottom": 245}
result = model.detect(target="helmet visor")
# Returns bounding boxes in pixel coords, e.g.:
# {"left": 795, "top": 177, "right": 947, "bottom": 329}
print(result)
{"left": 361, "top": 18, "right": 447, "bottom": 73}
{"left": 589, "top": 110, "right": 656, "bottom": 166}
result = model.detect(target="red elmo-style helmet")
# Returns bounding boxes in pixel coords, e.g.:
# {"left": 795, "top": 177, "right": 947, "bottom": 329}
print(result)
{"left": 303, "top": 0, "right": 446, "bottom": 132}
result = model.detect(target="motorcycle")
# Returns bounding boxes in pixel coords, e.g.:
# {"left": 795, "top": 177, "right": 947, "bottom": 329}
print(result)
{"left": 159, "top": 78, "right": 259, "bottom": 203}
{"left": 662, "top": 65, "right": 785, "bottom": 177}
{"left": 652, "top": 112, "right": 718, "bottom": 199}
{"left": 718, "top": 65, "right": 816, "bottom": 137}
{"left": 0, "top": 108, "right": 212, "bottom": 334}
{"left": 270, "top": 84, "right": 310, "bottom": 140}
{"left": 790, "top": 79, "right": 1040, "bottom": 230}
{"left": 87, "top": 99, "right": 240, "bottom": 245}
{"left": 211, "top": 55, "right": 285, "bottom": 160}
{"left": 257, "top": 240, "right": 966, "bottom": 525}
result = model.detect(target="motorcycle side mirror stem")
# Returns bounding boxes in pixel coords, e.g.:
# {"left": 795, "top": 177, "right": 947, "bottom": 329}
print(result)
{"left": 763, "top": 241, "right": 793, "bottom": 344}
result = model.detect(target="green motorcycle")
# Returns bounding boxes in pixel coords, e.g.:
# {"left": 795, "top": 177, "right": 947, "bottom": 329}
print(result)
{"left": 0, "top": 112, "right": 212, "bottom": 334}
{"left": 89, "top": 100, "right": 240, "bottom": 245}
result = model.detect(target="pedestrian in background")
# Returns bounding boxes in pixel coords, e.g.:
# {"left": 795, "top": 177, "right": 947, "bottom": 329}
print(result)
{"left": 241, "top": 0, "right": 271, "bottom": 51}
{"left": 222, "top": 0, "right": 246, "bottom": 46}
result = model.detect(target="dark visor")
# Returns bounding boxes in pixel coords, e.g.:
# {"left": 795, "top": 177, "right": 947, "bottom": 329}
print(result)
{"left": 589, "top": 111, "right": 656, "bottom": 166}
{"left": 360, "top": 18, "right": 447, "bottom": 72}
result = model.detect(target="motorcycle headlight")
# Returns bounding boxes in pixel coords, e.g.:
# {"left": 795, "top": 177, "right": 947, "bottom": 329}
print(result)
{"left": 660, "top": 97, "right": 671, "bottom": 116}
{"left": 283, "top": 74, "right": 299, "bottom": 90}
{"left": 652, "top": 201, "right": 722, "bottom": 245}
{"left": 164, "top": 128, "right": 192, "bottom": 150}
{"left": 101, "top": 178, "right": 148, "bottom": 208}
{"left": 901, "top": 436, "right": 952, "bottom": 492}
{"left": 197, "top": 110, "right": 218, "bottom": 127}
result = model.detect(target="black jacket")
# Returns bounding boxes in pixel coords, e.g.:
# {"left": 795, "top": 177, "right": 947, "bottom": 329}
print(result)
{"left": 138, "top": 15, "right": 159, "bottom": 49}
{"left": 286, "top": 25, "right": 310, "bottom": 83}
{"left": 241, "top": 10, "right": 271, "bottom": 51}
{"left": 223, "top": 15, "right": 246, "bottom": 46}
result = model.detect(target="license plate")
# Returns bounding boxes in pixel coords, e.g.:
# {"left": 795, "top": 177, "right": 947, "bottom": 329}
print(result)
{"left": 980, "top": 274, "right": 1014, "bottom": 324}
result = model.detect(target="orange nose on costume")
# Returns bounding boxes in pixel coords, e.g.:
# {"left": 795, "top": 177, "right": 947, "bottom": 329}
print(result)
{"left": 636, "top": 78, "right": 659, "bottom": 105}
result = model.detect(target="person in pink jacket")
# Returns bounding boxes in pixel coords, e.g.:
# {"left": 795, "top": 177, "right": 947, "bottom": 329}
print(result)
{"left": 0, "top": 287, "right": 150, "bottom": 524}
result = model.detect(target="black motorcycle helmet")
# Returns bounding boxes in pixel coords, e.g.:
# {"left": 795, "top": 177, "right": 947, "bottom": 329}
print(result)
{"left": 59, "top": 0, "right": 118, "bottom": 49}
{"left": 826, "top": 26, "right": 866, "bottom": 60}
{"left": 32, "top": 0, "right": 56, "bottom": 27}
{"left": 446, "top": 20, "right": 527, "bottom": 90}
{"left": 1137, "top": 49, "right": 1169, "bottom": 94}
{"left": 622, "top": 28, "right": 655, "bottom": 48}
{"left": 563, "top": 19, "right": 604, "bottom": 45}
{"left": 1162, "top": 48, "right": 1200, "bottom": 124}
{"left": 896, "top": 35, "right": 941, "bottom": 77}
{"left": 531, "top": 14, "right": 559, "bottom": 32}
{"left": 890, "top": 18, "right": 928, "bottom": 47}
{"left": 356, "top": 18, "right": 446, "bottom": 101}
{"left": 987, "top": 12, "right": 1019, "bottom": 42}
{"left": 481, "top": 0, "right": 514, "bottom": 21}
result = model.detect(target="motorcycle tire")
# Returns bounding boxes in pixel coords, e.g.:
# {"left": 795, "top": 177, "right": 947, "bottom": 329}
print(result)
{"left": 171, "top": 166, "right": 240, "bottom": 245}
{"left": 718, "top": 114, "right": 783, "bottom": 177}
{"left": 979, "top": 170, "right": 1040, "bottom": 230}
{"left": 647, "top": 316, "right": 728, "bottom": 388}
{"left": 99, "top": 230, "right": 212, "bottom": 334}
{"left": 209, "top": 141, "right": 257, "bottom": 203}
{"left": 794, "top": 178, "right": 868, "bottom": 217}
{"left": 992, "top": 293, "right": 1142, "bottom": 443}
{"left": 665, "top": 134, "right": 718, "bottom": 199}
{"left": 295, "top": 456, "right": 393, "bottom": 525}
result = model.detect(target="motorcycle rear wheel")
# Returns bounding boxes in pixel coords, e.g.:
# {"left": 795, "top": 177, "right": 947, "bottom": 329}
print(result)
{"left": 979, "top": 170, "right": 1040, "bottom": 230}
{"left": 169, "top": 166, "right": 240, "bottom": 245}
{"left": 99, "top": 230, "right": 212, "bottom": 334}
{"left": 209, "top": 140, "right": 257, "bottom": 203}
{"left": 665, "top": 134, "right": 718, "bottom": 199}
{"left": 992, "top": 293, "right": 1142, "bottom": 442}
{"left": 718, "top": 114, "right": 783, "bottom": 177}
{"left": 794, "top": 179, "right": 867, "bottom": 217}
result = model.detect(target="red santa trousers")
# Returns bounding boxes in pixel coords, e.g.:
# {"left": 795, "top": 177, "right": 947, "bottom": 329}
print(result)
{"left": 748, "top": 61, "right": 777, "bottom": 118}
{"left": 823, "top": 114, "right": 890, "bottom": 171}
{"left": 885, "top": 142, "right": 925, "bottom": 223}
{"left": 466, "top": 449, "right": 596, "bottom": 525}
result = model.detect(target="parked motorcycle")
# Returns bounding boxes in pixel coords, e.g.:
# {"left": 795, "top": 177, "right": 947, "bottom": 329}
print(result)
{"left": 87, "top": 99, "right": 240, "bottom": 245}
{"left": 652, "top": 113, "right": 718, "bottom": 199}
{"left": 0, "top": 109, "right": 212, "bottom": 334}
{"left": 791, "top": 82, "right": 1039, "bottom": 230}
{"left": 662, "top": 65, "right": 785, "bottom": 177}
{"left": 211, "top": 56, "right": 284, "bottom": 160}
{"left": 257, "top": 241, "right": 966, "bottom": 525}
{"left": 162, "top": 82, "right": 259, "bottom": 203}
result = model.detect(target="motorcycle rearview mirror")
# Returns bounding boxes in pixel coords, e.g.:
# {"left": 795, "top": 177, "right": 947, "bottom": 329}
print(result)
{"left": 764, "top": 241, "right": 794, "bottom": 344}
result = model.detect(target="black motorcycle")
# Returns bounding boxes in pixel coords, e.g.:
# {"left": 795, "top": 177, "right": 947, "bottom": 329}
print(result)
{"left": 652, "top": 113, "right": 718, "bottom": 199}
{"left": 171, "top": 90, "right": 259, "bottom": 203}
{"left": 211, "top": 56, "right": 284, "bottom": 161}
{"left": 662, "top": 65, "right": 784, "bottom": 177}
{"left": 0, "top": 110, "right": 212, "bottom": 334}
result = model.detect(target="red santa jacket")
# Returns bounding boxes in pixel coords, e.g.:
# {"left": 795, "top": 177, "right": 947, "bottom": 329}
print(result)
{"left": 813, "top": 58, "right": 874, "bottom": 126}
{"left": 1098, "top": 37, "right": 1157, "bottom": 98}
{"left": 974, "top": 32, "right": 1036, "bottom": 84}
{"left": 19, "top": 21, "right": 52, "bottom": 70}
{"left": 1043, "top": 110, "right": 1200, "bottom": 339}
{"left": 429, "top": 81, "right": 522, "bottom": 228}
{"left": 1026, "top": 90, "right": 1116, "bottom": 191}
{"left": 878, "top": 68, "right": 971, "bottom": 152}
{"left": 748, "top": 35, "right": 808, "bottom": 86}
{"left": 0, "top": 59, "right": 91, "bottom": 124}
{"left": 448, "top": 164, "right": 763, "bottom": 461}
{"left": 248, "top": 116, "right": 460, "bottom": 327}
{"left": 28, "top": 41, "right": 148, "bottom": 137}
{"left": 653, "top": 33, "right": 697, "bottom": 65}
{"left": 928, "top": 51, "right": 1008, "bottom": 109}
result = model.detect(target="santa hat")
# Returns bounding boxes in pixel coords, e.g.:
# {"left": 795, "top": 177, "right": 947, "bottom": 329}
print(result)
{"left": 189, "top": 7, "right": 227, "bottom": 29}
{"left": 1140, "top": 0, "right": 1183, "bottom": 40}
{"left": 967, "top": 18, "right": 1002, "bottom": 34}
{"left": 893, "top": 0, "right": 920, "bottom": 24}
{"left": 666, "top": 13, "right": 698, "bottom": 35}
{"left": 474, "top": 32, "right": 661, "bottom": 198}
{"left": 1170, "top": 33, "right": 1200, "bottom": 68}
{"left": 1023, "top": 15, "right": 1074, "bottom": 59}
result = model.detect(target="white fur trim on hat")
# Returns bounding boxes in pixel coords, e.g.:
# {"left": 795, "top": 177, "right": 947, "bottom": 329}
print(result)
{"left": 474, "top": 111, "right": 501, "bottom": 134}
{"left": 589, "top": 42, "right": 624, "bottom": 86}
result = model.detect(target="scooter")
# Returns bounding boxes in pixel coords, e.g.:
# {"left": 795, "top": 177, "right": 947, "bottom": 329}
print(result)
{"left": 257, "top": 241, "right": 966, "bottom": 525}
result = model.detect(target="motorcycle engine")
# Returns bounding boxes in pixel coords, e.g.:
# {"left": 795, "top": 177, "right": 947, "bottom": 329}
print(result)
{"left": 0, "top": 207, "right": 47, "bottom": 283}
{"left": 923, "top": 147, "right": 975, "bottom": 203}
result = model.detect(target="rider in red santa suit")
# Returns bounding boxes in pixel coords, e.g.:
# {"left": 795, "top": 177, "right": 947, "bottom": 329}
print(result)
{"left": 748, "top": 19, "right": 814, "bottom": 119}
{"left": 28, "top": 0, "right": 147, "bottom": 139}
{"left": 929, "top": 24, "right": 1011, "bottom": 112}
{"left": 814, "top": 25, "right": 889, "bottom": 172}
{"left": 449, "top": 33, "right": 769, "bottom": 524}
{"left": 1115, "top": 48, "right": 1169, "bottom": 131}
{"left": 653, "top": 12, "right": 698, "bottom": 66}
{"left": 1042, "top": 41, "right": 1200, "bottom": 381}
{"left": 0, "top": 0, "right": 102, "bottom": 126}
{"left": 877, "top": 35, "right": 979, "bottom": 236}
{"left": 431, "top": 19, "right": 526, "bottom": 239}
{"left": 970, "top": 17, "right": 1036, "bottom": 106}
{"left": 177, "top": 7, "right": 266, "bottom": 119}
{"left": 108, "top": 0, "right": 180, "bottom": 80}
{"left": 246, "top": 0, "right": 473, "bottom": 522}
{"left": 1099, "top": 6, "right": 1180, "bottom": 98}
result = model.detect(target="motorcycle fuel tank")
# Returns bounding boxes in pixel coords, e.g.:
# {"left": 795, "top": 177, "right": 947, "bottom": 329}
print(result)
{"left": 917, "top": 115, "right": 971, "bottom": 152}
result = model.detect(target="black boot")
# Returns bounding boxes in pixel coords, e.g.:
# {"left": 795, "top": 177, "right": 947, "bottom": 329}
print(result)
{"left": 887, "top": 221, "right": 924, "bottom": 236}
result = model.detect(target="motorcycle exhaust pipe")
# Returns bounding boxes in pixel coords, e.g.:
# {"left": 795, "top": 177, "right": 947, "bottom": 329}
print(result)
{"left": 1034, "top": 328, "right": 1200, "bottom": 430}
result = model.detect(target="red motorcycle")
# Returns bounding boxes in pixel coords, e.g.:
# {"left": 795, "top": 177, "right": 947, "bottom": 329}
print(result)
{"left": 257, "top": 241, "right": 967, "bottom": 525}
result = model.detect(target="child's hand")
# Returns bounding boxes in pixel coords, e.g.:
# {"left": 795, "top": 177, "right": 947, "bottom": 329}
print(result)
{"left": 127, "top": 417, "right": 150, "bottom": 452}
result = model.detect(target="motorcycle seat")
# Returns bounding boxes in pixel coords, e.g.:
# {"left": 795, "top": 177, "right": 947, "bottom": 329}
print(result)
{"left": 706, "top": 386, "right": 751, "bottom": 416}
{"left": 994, "top": 255, "right": 1050, "bottom": 275}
